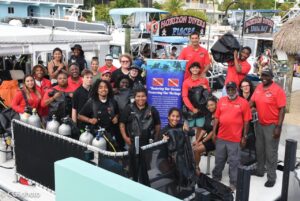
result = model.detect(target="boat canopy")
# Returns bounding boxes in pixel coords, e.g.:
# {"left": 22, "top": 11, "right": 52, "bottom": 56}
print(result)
{"left": 0, "top": 24, "right": 112, "bottom": 44}
{"left": 153, "top": 36, "right": 189, "bottom": 45}
{"left": 109, "top": 8, "right": 169, "bottom": 28}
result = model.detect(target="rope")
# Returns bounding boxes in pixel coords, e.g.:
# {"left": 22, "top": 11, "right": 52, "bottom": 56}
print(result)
{"left": 103, "top": 134, "right": 116, "bottom": 153}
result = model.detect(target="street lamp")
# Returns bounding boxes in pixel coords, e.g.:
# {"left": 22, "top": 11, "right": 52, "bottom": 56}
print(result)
{"left": 222, "top": 1, "right": 246, "bottom": 46}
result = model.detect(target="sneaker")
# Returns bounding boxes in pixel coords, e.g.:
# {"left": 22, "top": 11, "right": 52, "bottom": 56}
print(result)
{"left": 264, "top": 180, "right": 275, "bottom": 187}
{"left": 252, "top": 171, "right": 264, "bottom": 177}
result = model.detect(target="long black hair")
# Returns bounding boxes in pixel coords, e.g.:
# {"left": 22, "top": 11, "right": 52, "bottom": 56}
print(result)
{"left": 89, "top": 79, "right": 114, "bottom": 101}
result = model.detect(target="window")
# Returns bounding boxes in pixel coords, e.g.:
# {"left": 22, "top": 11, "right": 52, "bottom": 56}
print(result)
{"left": 50, "top": 9, "right": 55, "bottom": 16}
{"left": 109, "top": 45, "right": 122, "bottom": 59}
{"left": 8, "top": 7, "right": 14, "bottom": 14}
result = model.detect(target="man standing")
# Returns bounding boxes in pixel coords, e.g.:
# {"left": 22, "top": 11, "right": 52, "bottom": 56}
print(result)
{"left": 212, "top": 82, "right": 251, "bottom": 190}
{"left": 68, "top": 63, "right": 82, "bottom": 90}
{"left": 99, "top": 54, "right": 117, "bottom": 74}
{"left": 250, "top": 68, "right": 286, "bottom": 187}
{"left": 223, "top": 47, "right": 251, "bottom": 95}
{"left": 178, "top": 32, "right": 211, "bottom": 79}
{"left": 72, "top": 69, "right": 93, "bottom": 130}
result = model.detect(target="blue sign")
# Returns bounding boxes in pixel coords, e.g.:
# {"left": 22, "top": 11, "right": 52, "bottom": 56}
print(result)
{"left": 146, "top": 59, "right": 186, "bottom": 126}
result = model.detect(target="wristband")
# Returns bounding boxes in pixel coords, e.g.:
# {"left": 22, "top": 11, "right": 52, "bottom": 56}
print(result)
{"left": 276, "top": 125, "right": 282, "bottom": 129}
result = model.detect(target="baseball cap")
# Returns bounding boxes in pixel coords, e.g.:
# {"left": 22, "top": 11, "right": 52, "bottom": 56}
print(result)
{"left": 226, "top": 81, "right": 237, "bottom": 89}
{"left": 102, "top": 70, "right": 112, "bottom": 75}
{"left": 261, "top": 68, "right": 274, "bottom": 77}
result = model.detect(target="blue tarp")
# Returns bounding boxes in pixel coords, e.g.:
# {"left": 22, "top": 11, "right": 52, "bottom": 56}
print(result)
{"left": 152, "top": 36, "right": 189, "bottom": 44}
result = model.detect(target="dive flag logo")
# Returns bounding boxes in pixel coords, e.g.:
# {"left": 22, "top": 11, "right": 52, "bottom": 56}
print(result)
{"left": 168, "top": 78, "right": 179, "bottom": 87}
{"left": 152, "top": 78, "right": 164, "bottom": 86}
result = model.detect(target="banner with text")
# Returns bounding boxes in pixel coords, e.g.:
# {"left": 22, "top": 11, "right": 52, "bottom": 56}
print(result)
{"left": 146, "top": 59, "right": 186, "bottom": 126}
{"left": 158, "top": 15, "right": 206, "bottom": 36}
{"left": 244, "top": 17, "right": 274, "bottom": 34}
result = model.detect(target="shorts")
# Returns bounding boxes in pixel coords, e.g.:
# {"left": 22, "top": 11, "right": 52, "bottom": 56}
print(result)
{"left": 188, "top": 117, "right": 205, "bottom": 128}
{"left": 203, "top": 139, "right": 215, "bottom": 152}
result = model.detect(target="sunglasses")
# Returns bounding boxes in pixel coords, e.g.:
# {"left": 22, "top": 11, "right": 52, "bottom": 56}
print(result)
{"left": 241, "top": 85, "right": 250, "bottom": 88}
{"left": 121, "top": 60, "right": 129, "bottom": 63}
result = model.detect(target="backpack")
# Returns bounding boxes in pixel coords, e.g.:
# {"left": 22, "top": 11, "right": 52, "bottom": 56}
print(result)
{"left": 188, "top": 85, "right": 210, "bottom": 117}
{"left": 211, "top": 32, "right": 240, "bottom": 63}
{"left": 48, "top": 89, "right": 72, "bottom": 121}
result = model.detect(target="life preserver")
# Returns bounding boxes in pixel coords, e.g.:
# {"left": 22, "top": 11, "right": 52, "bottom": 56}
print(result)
{"left": 146, "top": 20, "right": 159, "bottom": 34}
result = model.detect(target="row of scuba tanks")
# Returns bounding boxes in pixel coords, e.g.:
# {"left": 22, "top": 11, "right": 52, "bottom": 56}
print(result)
{"left": 19, "top": 110, "right": 106, "bottom": 150}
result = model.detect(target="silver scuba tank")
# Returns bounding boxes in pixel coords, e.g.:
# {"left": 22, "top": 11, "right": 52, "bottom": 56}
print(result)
{"left": 46, "top": 115, "right": 60, "bottom": 133}
{"left": 0, "top": 134, "right": 6, "bottom": 164}
{"left": 58, "top": 117, "right": 71, "bottom": 137}
{"left": 92, "top": 127, "right": 106, "bottom": 150}
{"left": 27, "top": 108, "right": 41, "bottom": 128}
{"left": 20, "top": 112, "right": 31, "bottom": 123}
{"left": 79, "top": 126, "right": 94, "bottom": 145}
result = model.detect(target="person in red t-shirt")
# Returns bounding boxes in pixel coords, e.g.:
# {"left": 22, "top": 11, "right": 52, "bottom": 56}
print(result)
{"left": 178, "top": 32, "right": 211, "bottom": 80}
{"left": 42, "top": 71, "right": 75, "bottom": 121}
{"left": 32, "top": 64, "right": 51, "bottom": 118}
{"left": 250, "top": 68, "right": 286, "bottom": 188}
{"left": 67, "top": 63, "right": 82, "bottom": 90}
{"left": 182, "top": 62, "right": 210, "bottom": 140}
{"left": 99, "top": 54, "right": 117, "bottom": 74}
{"left": 12, "top": 75, "right": 42, "bottom": 115}
{"left": 223, "top": 47, "right": 251, "bottom": 96}
{"left": 212, "top": 81, "right": 251, "bottom": 190}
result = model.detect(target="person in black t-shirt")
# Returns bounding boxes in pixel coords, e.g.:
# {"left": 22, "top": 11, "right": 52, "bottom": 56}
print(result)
{"left": 68, "top": 44, "right": 87, "bottom": 73}
{"left": 119, "top": 87, "right": 161, "bottom": 146}
{"left": 192, "top": 96, "right": 218, "bottom": 172}
{"left": 111, "top": 54, "right": 132, "bottom": 86}
{"left": 78, "top": 79, "right": 119, "bottom": 134}
{"left": 72, "top": 69, "right": 93, "bottom": 130}
{"left": 127, "top": 65, "right": 145, "bottom": 90}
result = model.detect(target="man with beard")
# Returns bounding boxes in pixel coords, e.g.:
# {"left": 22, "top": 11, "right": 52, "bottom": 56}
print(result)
{"left": 41, "top": 71, "right": 74, "bottom": 120}
{"left": 223, "top": 47, "right": 251, "bottom": 96}
{"left": 68, "top": 63, "right": 82, "bottom": 90}
{"left": 212, "top": 82, "right": 251, "bottom": 191}
{"left": 250, "top": 68, "right": 286, "bottom": 187}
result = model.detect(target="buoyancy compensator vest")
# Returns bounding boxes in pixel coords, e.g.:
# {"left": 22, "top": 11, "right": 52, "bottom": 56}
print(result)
{"left": 126, "top": 104, "right": 153, "bottom": 146}
{"left": 48, "top": 88, "right": 72, "bottom": 121}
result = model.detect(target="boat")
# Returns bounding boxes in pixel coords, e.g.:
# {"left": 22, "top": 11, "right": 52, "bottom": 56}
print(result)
{"left": 0, "top": 0, "right": 107, "bottom": 34}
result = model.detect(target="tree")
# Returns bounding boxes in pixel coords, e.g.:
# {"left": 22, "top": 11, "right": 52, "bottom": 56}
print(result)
{"left": 153, "top": 1, "right": 163, "bottom": 9}
{"left": 112, "top": 0, "right": 139, "bottom": 8}
{"left": 163, "top": 0, "right": 185, "bottom": 16}
{"left": 179, "top": 9, "right": 208, "bottom": 21}
{"left": 219, "top": 0, "right": 275, "bottom": 11}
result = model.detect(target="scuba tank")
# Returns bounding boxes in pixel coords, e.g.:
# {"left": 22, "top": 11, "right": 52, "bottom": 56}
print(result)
{"left": 20, "top": 107, "right": 31, "bottom": 123}
{"left": 92, "top": 127, "right": 106, "bottom": 150}
{"left": 27, "top": 108, "right": 41, "bottom": 128}
{"left": 0, "top": 134, "right": 6, "bottom": 164}
{"left": 58, "top": 117, "right": 71, "bottom": 137}
{"left": 79, "top": 126, "right": 94, "bottom": 145}
{"left": 46, "top": 115, "right": 60, "bottom": 133}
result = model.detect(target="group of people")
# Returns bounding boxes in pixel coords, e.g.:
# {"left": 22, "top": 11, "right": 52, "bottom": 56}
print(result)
{"left": 10, "top": 31, "right": 286, "bottom": 190}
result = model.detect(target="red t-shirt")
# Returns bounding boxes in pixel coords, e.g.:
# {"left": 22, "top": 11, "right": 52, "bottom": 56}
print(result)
{"left": 67, "top": 77, "right": 82, "bottom": 91}
{"left": 178, "top": 45, "right": 210, "bottom": 80}
{"left": 182, "top": 77, "right": 210, "bottom": 111}
{"left": 99, "top": 65, "right": 117, "bottom": 73}
{"left": 251, "top": 82, "right": 286, "bottom": 125}
{"left": 225, "top": 60, "right": 251, "bottom": 86}
{"left": 11, "top": 90, "right": 41, "bottom": 114}
{"left": 35, "top": 78, "right": 52, "bottom": 117}
{"left": 215, "top": 96, "right": 252, "bottom": 142}
{"left": 41, "top": 85, "right": 75, "bottom": 108}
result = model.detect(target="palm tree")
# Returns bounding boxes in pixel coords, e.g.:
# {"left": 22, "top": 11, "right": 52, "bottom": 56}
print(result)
{"left": 164, "top": 0, "right": 185, "bottom": 16}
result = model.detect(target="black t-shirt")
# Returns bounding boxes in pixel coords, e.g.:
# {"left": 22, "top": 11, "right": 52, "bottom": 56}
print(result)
{"left": 79, "top": 98, "right": 119, "bottom": 130}
{"left": 68, "top": 55, "right": 87, "bottom": 73}
{"left": 111, "top": 68, "right": 128, "bottom": 85}
{"left": 128, "top": 75, "right": 146, "bottom": 89}
{"left": 119, "top": 103, "right": 161, "bottom": 126}
{"left": 202, "top": 113, "right": 214, "bottom": 133}
{"left": 72, "top": 85, "right": 90, "bottom": 112}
